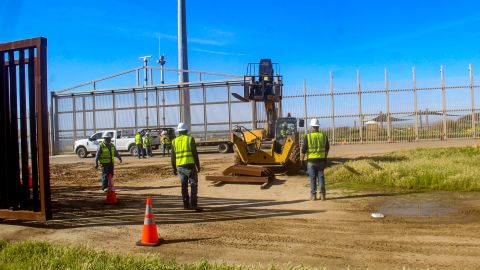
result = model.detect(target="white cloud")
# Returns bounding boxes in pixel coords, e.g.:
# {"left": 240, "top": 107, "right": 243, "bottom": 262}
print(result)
{"left": 191, "top": 48, "right": 246, "bottom": 56}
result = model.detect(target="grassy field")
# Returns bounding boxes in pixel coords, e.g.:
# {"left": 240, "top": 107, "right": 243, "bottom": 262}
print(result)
{"left": 326, "top": 146, "right": 480, "bottom": 191}
{"left": 0, "top": 240, "right": 254, "bottom": 270}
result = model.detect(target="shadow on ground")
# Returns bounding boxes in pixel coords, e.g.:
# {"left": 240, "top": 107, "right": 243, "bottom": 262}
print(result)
{"left": 0, "top": 185, "right": 322, "bottom": 229}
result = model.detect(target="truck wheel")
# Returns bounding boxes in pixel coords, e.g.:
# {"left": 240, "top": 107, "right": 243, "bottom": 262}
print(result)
{"left": 218, "top": 143, "right": 230, "bottom": 154}
{"left": 129, "top": 145, "right": 138, "bottom": 156}
{"left": 76, "top": 147, "right": 88, "bottom": 158}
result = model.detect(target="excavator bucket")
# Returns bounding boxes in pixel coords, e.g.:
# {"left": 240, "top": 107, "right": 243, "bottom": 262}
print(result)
{"left": 205, "top": 165, "right": 275, "bottom": 188}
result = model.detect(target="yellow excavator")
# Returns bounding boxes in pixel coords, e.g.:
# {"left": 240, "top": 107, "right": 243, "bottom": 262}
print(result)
{"left": 206, "top": 59, "right": 304, "bottom": 186}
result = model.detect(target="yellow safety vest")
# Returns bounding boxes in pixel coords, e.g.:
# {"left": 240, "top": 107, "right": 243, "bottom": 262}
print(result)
{"left": 162, "top": 135, "right": 171, "bottom": 145}
{"left": 172, "top": 135, "right": 195, "bottom": 166}
{"left": 135, "top": 133, "right": 142, "bottom": 145}
{"left": 99, "top": 142, "right": 115, "bottom": 164}
{"left": 143, "top": 136, "right": 152, "bottom": 147}
{"left": 306, "top": 132, "right": 326, "bottom": 159}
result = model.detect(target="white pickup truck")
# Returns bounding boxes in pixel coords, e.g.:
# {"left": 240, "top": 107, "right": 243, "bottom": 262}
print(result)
{"left": 73, "top": 129, "right": 160, "bottom": 158}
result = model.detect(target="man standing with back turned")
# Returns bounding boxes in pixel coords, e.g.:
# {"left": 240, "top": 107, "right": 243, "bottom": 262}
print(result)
{"left": 171, "top": 122, "right": 202, "bottom": 212}
{"left": 135, "top": 131, "right": 145, "bottom": 159}
{"left": 95, "top": 134, "right": 122, "bottom": 192}
{"left": 300, "top": 119, "right": 330, "bottom": 201}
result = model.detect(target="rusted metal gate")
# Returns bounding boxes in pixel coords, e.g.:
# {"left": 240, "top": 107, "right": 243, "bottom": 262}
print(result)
{"left": 0, "top": 37, "right": 52, "bottom": 221}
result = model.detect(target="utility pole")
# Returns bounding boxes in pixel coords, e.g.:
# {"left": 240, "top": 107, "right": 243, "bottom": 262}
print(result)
{"left": 157, "top": 37, "right": 166, "bottom": 84}
{"left": 178, "top": 0, "right": 191, "bottom": 129}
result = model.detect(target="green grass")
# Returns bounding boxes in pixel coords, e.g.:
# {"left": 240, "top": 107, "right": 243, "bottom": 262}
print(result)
{"left": 326, "top": 146, "right": 480, "bottom": 191}
{"left": 0, "top": 239, "right": 250, "bottom": 270}
{"left": 0, "top": 239, "right": 441, "bottom": 270}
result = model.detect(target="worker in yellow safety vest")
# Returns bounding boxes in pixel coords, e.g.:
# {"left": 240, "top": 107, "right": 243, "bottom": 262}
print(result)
{"left": 143, "top": 132, "right": 153, "bottom": 157}
{"left": 171, "top": 122, "right": 202, "bottom": 212}
{"left": 300, "top": 119, "right": 330, "bottom": 201}
{"left": 161, "top": 131, "right": 171, "bottom": 157}
{"left": 95, "top": 134, "right": 122, "bottom": 192}
{"left": 135, "top": 131, "right": 145, "bottom": 159}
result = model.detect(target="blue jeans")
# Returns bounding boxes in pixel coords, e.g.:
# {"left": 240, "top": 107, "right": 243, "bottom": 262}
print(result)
{"left": 136, "top": 144, "right": 144, "bottom": 158}
{"left": 177, "top": 166, "right": 198, "bottom": 207}
{"left": 101, "top": 164, "right": 114, "bottom": 190}
{"left": 307, "top": 161, "right": 326, "bottom": 196}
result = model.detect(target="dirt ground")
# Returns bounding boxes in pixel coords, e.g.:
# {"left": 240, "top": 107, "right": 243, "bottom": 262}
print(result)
{"left": 1, "top": 139, "right": 480, "bottom": 269}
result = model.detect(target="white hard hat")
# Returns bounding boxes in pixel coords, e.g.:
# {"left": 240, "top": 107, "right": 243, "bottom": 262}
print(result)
{"left": 309, "top": 119, "right": 320, "bottom": 127}
{"left": 161, "top": 131, "right": 167, "bottom": 135}
{"left": 145, "top": 132, "right": 149, "bottom": 135}
{"left": 102, "top": 134, "right": 111, "bottom": 139}
{"left": 176, "top": 122, "right": 188, "bottom": 132}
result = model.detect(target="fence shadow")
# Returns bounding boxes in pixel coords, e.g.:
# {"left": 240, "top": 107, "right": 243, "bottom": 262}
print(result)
{"left": 0, "top": 185, "right": 322, "bottom": 229}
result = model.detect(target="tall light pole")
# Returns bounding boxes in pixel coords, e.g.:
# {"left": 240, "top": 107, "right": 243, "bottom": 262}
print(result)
{"left": 158, "top": 55, "right": 166, "bottom": 84}
{"left": 139, "top": 56, "right": 151, "bottom": 86}
{"left": 178, "top": 0, "right": 191, "bottom": 129}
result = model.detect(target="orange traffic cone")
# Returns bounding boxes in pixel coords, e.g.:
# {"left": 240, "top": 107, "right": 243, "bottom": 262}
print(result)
{"left": 105, "top": 174, "right": 118, "bottom": 205}
{"left": 136, "top": 197, "right": 163, "bottom": 246}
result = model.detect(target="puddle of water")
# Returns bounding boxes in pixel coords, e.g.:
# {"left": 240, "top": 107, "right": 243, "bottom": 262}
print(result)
{"left": 375, "top": 194, "right": 457, "bottom": 217}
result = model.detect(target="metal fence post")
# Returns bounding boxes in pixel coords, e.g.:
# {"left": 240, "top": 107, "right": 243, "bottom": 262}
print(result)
{"left": 203, "top": 83, "right": 207, "bottom": 141}
{"left": 145, "top": 91, "right": 149, "bottom": 128}
{"left": 357, "top": 70, "right": 363, "bottom": 143}
{"left": 112, "top": 92, "right": 116, "bottom": 130}
{"left": 227, "top": 83, "right": 232, "bottom": 132}
{"left": 82, "top": 96, "right": 86, "bottom": 137}
{"left": 136, "top": 68, "right": 140, "bottom": 86}
{"left": 49, "top": 91, "right": 58, "bottom": 156}
{"left": 162, "top": 88, "right": 166, "bottom": 127}
{"left": 278, "top": 94, "right": 282, "bottom": 118}
{"left": 72, "top": 96, "right": 77, "bottom": 142}
{"left": 441, "top": 65, "right": 447, "bottom": 140}
{"left": 252, "top": 101, "right": 257, "bottom": 129}
{"left": 92, "top": 93, "right": 96, "bottom": 132}
{"left": 150, "top": 68, "right": 153, "bottom": 86}
{"left": 413, "top": 67, "right": 419, "bottom": 141}
{"left": 470, "top": 64, "right": 476, "bottom": 138}
{"left": 303, "top": 79, "right": 307, "bottom": 137}
{"left": 385, "top": 68, "right": 391, "bottom": 142}
{"left": 134, "top": 90, "right": 138, "bottom": 131}
{"left": 156, "top": 87, "right": 160, "bottom": 127}
{"left": 330, "top": 71, "right": 335, "bottom": 144}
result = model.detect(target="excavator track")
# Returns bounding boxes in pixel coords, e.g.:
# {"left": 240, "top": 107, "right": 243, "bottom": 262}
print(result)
{"left": 205, "top": 165, "right": 275, "bottom": 189}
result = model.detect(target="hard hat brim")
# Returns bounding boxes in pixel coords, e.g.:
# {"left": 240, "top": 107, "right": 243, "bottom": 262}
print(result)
{"left": 176, "top": 128, "right": 187, "bottom": 132}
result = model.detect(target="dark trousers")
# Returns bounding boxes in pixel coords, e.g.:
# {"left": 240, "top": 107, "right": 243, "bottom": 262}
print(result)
{"left": 136, "top": 144, "right": 144, "bottom": 158}
{"left": 162, "top": 144, "right": 170, "bottom": 156}
{"left": 177, "top": 166, "right": 198, "bottom": 207}
{"left": 101, "top": 164, "right": 114, "bottom": 190}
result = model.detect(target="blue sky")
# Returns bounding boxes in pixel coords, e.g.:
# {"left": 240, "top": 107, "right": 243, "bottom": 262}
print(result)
{"left": 2, "top": 0, "right": 480, "bottom": 92}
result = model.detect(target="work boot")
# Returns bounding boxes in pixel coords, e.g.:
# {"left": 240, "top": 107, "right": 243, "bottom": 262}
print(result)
{"left": 183, "top": 202, "right": 190, "bottom": 210}
{"left": 309, "top": 195, "right": 316, "bottom": 201}
{"left": 320, "top": 193, "right": 326, "bottom": 201}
